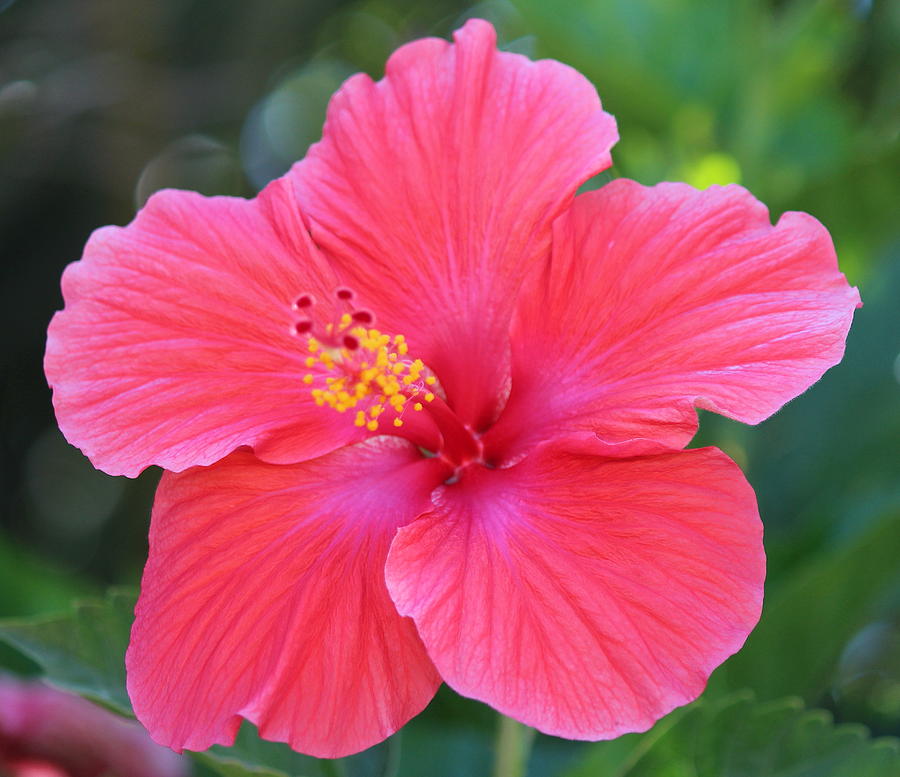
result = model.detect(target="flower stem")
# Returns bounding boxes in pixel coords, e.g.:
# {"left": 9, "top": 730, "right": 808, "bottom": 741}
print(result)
{"left": 493, "top": 715, "right": 536, "bottom": 777}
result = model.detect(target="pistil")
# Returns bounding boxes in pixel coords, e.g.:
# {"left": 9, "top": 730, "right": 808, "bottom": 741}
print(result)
{"left": 420, "top": 391, "right": 483, "bottom": 469}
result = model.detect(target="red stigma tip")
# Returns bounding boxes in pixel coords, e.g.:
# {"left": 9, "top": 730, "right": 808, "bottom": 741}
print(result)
{"left": 295, "top": 320, "right": 313, "bottom": 334}
{"left": 335, "top": 288, "right": 354, "bottom": 301}
{"left": 342, "top": 334, "right": 360, "bottom": 350}
{"left": 351, "top": 310, "right": 374, "bottom": 324}
{"left": 295, "top": 294, "right": 314, "bottom": 309}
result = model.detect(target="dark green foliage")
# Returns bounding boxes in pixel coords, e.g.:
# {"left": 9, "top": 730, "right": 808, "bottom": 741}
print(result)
{"left": 0, "top": 588, "right": 135, "bottom": 715}
{"left": 564, "top": 693, "right": 899, "bottom": 777}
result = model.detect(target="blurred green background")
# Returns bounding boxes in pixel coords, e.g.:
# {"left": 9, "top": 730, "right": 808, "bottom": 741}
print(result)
{"left": 1, "top": 0, "right": 897, "bottom": 775}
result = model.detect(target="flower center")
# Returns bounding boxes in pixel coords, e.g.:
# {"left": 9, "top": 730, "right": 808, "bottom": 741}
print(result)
{"left": 293, "top": 289, "right": 437, "bottom": 432}
{"left": 291, "top": 288, "right": 481, "bottom": 469}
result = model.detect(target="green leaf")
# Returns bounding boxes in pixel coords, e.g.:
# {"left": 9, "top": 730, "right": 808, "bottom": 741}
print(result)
{"left": 716, "top": 511, "right": 900, "bottom": 703}
{"left": 194, "top": 752, "right": 295, "bottom": 777}
{"left": 0, "top": 529, "right": 95, "bottom": 617}
{"left": 564, "top": 693, "right": 900, "bottom": 777}
{"left": 193, "top": 723, "right": 319, "bottom": 777}
{"left": 0, "top": 587, "right": 136, "bottom": 715}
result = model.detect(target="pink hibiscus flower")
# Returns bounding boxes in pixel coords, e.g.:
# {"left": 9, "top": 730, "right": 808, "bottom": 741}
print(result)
{"left": 0, "top": 676, "right": 186, "bottom": 777}
{"left": 44, "top": 20, "right": 860, "bottom": 758}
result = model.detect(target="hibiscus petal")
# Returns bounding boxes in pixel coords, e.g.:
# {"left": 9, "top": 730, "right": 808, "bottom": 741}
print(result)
{"left": 127, "top": 440, "right": 446, "bottom": 757}
{"left": 45, "top": 179, "right": 363, "bottom": 477}
{"left": 386, "top": 445, "right": 764, "bottom": 739}
{"left": 486, "top": 180, "right": 861, "bottom": 459}
{"left": 288, "top": 19, "right": 618, "bottom": 429}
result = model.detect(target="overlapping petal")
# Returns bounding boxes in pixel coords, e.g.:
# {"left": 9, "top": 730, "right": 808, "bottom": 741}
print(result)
{"left": 287, "top": 19, "right": 618, "bottom": 428}
{"left": 127, "top": 441, "right": 446, "bottom": 758}
{"left": 385, "top": 445, "right": 764, "bottom": 739}
{"left": 45, "top": 178, "right": 360, "bottom": 478}
{"left": 486, "top": 181, "right": 861, "bottom": 460}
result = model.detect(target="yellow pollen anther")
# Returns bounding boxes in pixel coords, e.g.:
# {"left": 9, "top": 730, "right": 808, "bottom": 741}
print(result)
{"left": 301, "top": 321, "right": 437, "bottom": 432}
